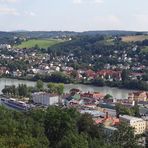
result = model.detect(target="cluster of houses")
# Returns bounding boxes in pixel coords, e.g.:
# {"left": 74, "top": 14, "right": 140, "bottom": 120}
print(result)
{"left": 76, "top": 69, "right": 146, "bottom": 81}
{"left": 0, "top": 60, "right": 146, "bottom": 83}
{"left": 30, "top": 88, "right": 148, "bottom": 138}
{"left": 0, "top": 83, "right": 147, "bottom": 146}
{"left": 0, "top": 42, "right": 147, "bottom": 82}
{"left": 0, "top": 44, "right": 11, "bottom": 49}
{"left": 62, "top": 90, "right": 148, "bottom": 145}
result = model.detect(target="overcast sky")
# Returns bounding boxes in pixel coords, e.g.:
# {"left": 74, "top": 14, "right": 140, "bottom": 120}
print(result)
{"left": 0, "top": 0, "right": 148, "bottom": 31}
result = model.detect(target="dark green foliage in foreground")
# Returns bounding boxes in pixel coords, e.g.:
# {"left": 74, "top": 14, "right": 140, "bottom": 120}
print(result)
{"left": 0, "top": 106, "right": 49, "bottom": 148}
{"left": 0, "top": 106, "right": 140, "bottom": 148}
{"left": 111, "top": 122, "right": 140, "bottom": 148}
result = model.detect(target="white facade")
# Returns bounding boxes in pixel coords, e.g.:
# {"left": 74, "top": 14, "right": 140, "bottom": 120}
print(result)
{"left": 0, "top": 44, "right": 11, "bottom": 49}
{"left": 120, "top": 115, "right": 146, "bottom": 135}
{"left": 32, "top": 92, "right": 59, "bottom": 106}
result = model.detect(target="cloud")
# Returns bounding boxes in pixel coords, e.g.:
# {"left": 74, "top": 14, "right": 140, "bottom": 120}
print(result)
{"left": 73, "top": 0, "right": 82, "bottom": 4}
{"left": 24, "top": 11, "right": 36, "bottom": 16}
{"left": 94, "top": 15, "right": 123, "bottom": 29}
{"left": 133, "top": 14, "right": 148, "bottom": 31}
{"left": 0, "top": 5, "right": 36, "bottom": 17}
{"left": 134, "top": 14, "right": 148, "bottom": 23}
{"left": 94, "top": 0, "right": 104, "bottom": 4}
{"left": 0, "top": 7, "right": 20, "bottom": 15}
{"left": 0, "top": 0, "right": 18, "bottom": 3}
{"left": 97, "top": 15, "right": 121, "bottom": 24}
{"left": 73, "top": 0, "right": 103, "bottom": 4}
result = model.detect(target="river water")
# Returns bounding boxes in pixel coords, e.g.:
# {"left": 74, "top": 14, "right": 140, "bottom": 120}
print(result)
{"left": 0, "top": 78, "right": 135, "bottom": 99}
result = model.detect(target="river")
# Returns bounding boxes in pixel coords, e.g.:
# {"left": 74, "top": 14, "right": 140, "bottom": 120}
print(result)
{"left": 0, "top": 78, "right": 135, "bottom": 99}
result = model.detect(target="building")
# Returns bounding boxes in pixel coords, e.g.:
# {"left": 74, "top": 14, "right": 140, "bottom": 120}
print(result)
{"left": 80, "top": 109, "right": 106, "bottom": 118}
{"left": 85, "top": 69, "right": 96, "bottom": 80}
{"left": 120, "top": 115, "right": 146, "bottom": 135}
{"left": 0, "top": 44, "right": 11, "bottom": 49}
{"left": 142, "top": 116, "right": 148, "bottom": 132}
{"left": 128, "top": 91, "right": 148, "bottom": 102}
{"left": 82, "top": 92, "right": 104, "bottom": 100}
{"left": 32, "top": 92, "right": 59, "bottom": 106}
{"left": 96, "top": 70, "right": 121, "bottom": 81}
{"left": 0, "top": 67, "right": 8, "bottom": 75}
{"left": 95, "top": 112, "right": 120, "bottom": 126}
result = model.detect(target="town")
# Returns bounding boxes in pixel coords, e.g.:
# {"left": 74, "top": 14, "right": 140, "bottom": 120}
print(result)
{"left": 1, "top": 0, "right": 148, "bottom": 147}
{"left": 0, "top": 79, "right": 148, "bottom": 146}
{"left": 0, "top": 34, "right": 148, "bottom": 92}
{"left": 0, "top": 31, "right": 148, "bottom": 147}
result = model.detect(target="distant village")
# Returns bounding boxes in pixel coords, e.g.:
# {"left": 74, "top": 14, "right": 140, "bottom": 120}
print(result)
{"left": 0, "top": 43, "right": 147, "bottom": 84}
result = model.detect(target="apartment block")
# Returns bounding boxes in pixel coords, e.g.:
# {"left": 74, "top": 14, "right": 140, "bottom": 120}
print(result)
{"left": 119, "top": 115, "right": 146, "bottom": 135}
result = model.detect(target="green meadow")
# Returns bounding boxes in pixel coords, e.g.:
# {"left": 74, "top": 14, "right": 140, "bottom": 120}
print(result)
{"left": 14, "top": 38, "right": 64, "bottom": 49}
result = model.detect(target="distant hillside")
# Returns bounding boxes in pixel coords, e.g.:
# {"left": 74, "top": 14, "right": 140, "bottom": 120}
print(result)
{"left": 0, "top": 30, "right": 147, "bottom": 44}
{"left": 0, "top": 30, "right": 145, "bottom": 39}
{"left": 12, "top": 30, "right": 146, "bottom": 38}
{"left": 81, "top": 30, "right": 139, "bottom": 36}
{"left": 13, "top": 31, "right": 78, "bottom": 38}
{"left": 0, "top": 31, "right": 16, "bottom": 44}
{"left": 47, "top": 35, "right": 127, "bottom": 57}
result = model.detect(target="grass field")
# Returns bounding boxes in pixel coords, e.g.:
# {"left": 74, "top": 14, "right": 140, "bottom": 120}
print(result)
{"left": 122, "top": 35, "right": 148, "bottom": 42}
{"left": 14, "top": 38, "right": 64, "bottom": 49}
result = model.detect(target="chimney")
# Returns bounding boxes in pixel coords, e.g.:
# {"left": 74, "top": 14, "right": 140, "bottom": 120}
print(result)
{"left": 132, "top": 100, "right": 135, "bottom": 106}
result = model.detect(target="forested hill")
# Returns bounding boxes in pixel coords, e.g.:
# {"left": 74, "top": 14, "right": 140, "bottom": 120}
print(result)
{"left": 0, "top": 30, "right": 144, "bottom": 38}
{"left": 0, "top": 30, "right": 147, "bottom": 44}
{"left": 0, "top": 30, "right": 145, "bottom": 40}
{"left": 0, "top": 32, "right": 16, "bottom": 44}
{"left": 48, "top": 35, "right": 127, "bottom": 56}
{"left": 80, "top": 30, "right": 142, "bottom": 36}
{"left": 0, "top": 31, "right": 78, "bottom": 39}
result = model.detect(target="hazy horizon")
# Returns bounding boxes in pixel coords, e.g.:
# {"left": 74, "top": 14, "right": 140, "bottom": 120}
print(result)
{"left": 0, "top": 29, "right": 147, "bottom": 33}
{"left": 0, "top": 0, "right": 148, "bottom": 31}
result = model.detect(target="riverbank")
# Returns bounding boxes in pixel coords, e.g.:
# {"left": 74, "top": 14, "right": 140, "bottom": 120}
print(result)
{"left": 1, "top": 75, "right": 143, "bottom": 92}
{"left": 0, "top": 78, "right": 137, "bottom": 99}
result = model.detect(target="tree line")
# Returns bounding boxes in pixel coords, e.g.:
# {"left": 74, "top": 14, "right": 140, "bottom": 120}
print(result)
{"left": 0, "top": 106, "right": 140, "bottom": 148}
{"left": 2, "top": 81, "right": 65, "bottom": 99}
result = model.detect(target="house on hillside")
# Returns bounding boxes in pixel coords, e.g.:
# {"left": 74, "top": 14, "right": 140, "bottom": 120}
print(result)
{"left": 96, "top": 70, "right": 122, "bottom": 81}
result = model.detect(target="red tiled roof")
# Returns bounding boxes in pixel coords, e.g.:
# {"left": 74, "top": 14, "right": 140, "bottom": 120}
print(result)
{"left": 96, "top": 70, "right": 121, "bottom": 76}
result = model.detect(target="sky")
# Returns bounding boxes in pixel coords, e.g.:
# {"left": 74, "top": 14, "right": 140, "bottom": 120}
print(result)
{"left": 0, "top": 0, "right": 148, "bottom": 31}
